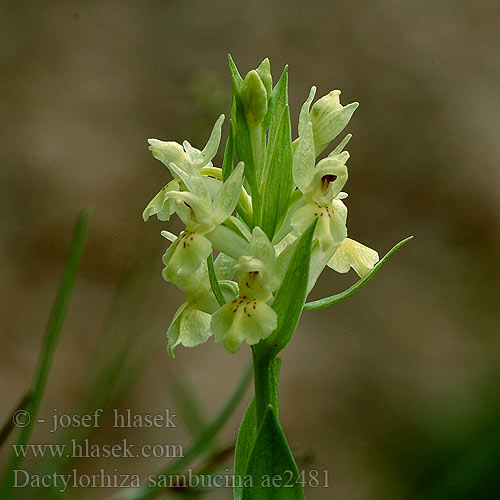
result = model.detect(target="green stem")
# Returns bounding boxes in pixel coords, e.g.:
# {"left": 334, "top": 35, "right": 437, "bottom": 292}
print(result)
{"left": 206, "top": 254, "right": 226, "bottom": 306}
{"left": 248, "top": 174, "right": 261, "bottom": 228}
{"left": 252, "top": 350, "right": 269, "bottom": 425}
{"left": 249, "top": 123, "right": 263, "bottom": 178}
{"left": 252, "top": 348, "right": 280, "bottom": 426}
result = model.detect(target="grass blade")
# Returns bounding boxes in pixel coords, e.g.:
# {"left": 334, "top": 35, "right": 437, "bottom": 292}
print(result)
{"left": 0, "top": 392, "right": 32, "bottom": 450}
{"left": 112, "top": 363, "right": 252, "bottom": 500}
{"left": 0, "top": 209, "right": 90, "bottom": 498}
{"left": 165, "top": 367, "right": 209, "bottom": 439}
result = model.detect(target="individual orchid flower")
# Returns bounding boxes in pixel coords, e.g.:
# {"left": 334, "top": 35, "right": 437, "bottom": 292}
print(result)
{"left": 241, "top": 58, "right": 272, "bottom": 125}
{"left": 211, "top": 228, "right": 278, "bottom": 353}
{"left": 328, "top": 238, "right": 380, "bottom": 277}
{"left": 236, "top": 57, "right": 273, "bottom": 180}
{"left": 142, "top": 179, "right": 180, "bottom": 222}
{"left": 148, "top": 114, "right": 225, "bottom": 174}
{"left": 298, "top": 86, "right": 359, "bottom": 156}
{"left": 166, "top": 261, "right": 221, "bottom": 357}
{"left": 291, "top": 120, "right": 349, "bottom": 250}
{"left": 304, "top": 236, "right": 378, "bottom": 295}
{"left": 143, "top": 115, "right": 225, "bottom": 222}
{"left": 162, "top": 162, "right": 245, "bottom": 282}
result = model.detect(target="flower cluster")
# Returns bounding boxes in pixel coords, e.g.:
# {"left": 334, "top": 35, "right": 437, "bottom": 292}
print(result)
{"left": 144, "top": 58, "right": 379, "bottom": 355}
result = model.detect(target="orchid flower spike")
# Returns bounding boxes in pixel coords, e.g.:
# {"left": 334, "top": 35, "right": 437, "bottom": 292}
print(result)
{"left": 141, "top": 56, "right": 403, "bottom": 358}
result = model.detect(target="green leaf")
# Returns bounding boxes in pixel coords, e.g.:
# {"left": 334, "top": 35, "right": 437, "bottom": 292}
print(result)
{"left": 261, "top": 105, "right": 293, "bottom": 240}
{"left": 228, "top": 54, "right": 254, "bottom": 170}
{"left": 241, "top": 406, "right": 305, "bottom": 500}
{"left": 222, "top": 119, "right": 236, "bottom": 181}
{"left": 263, "top": 65, "right": 288, "bottom": 135}
{"left": 234, "top": 357, "right": 281, "bottom": 500}
{"left": 228, "top": 56, "right": 260, "bottom": 221}
{"left": 261, "top": 222, "right": 316, "bottom": 355}
{"left": 207, "top": 253, "right": 226, "bottom": 306}
{"left": 234, "top": 399, "right": 257, "bottom": 500}
{"left": 228, "top": 53, "right": 244, "bottom": 90}
{"left": 303, "top": 236, "right": 413, "bottom": 311}
{"left": 0, "top": 209, "right": 90, "bottom": 499}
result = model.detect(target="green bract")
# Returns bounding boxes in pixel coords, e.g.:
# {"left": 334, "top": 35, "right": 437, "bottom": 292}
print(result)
{"left": 143, "top": 56, "right": 405, "bottom": 358}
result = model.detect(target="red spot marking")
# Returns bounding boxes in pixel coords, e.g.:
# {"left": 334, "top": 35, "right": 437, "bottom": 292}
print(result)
{"left": 322, "top": 174, "right": 337, "bottom": 183}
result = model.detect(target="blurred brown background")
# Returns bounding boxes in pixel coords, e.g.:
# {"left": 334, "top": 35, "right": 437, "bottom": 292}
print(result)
{"left": 1, "top": 1, "right": 499, "bottom": 499}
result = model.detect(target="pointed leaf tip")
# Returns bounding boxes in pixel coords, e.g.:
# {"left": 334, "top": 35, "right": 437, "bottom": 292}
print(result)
{"left": 303, "top": 235, "right": 413, "bottom": 311}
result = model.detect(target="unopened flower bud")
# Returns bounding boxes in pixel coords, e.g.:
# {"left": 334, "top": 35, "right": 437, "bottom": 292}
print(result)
{"left": 242, "top": 69, "right": 269, "bottom": 124}
{"left": 310, "top": 90, "right": 359, "bottom": 156}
